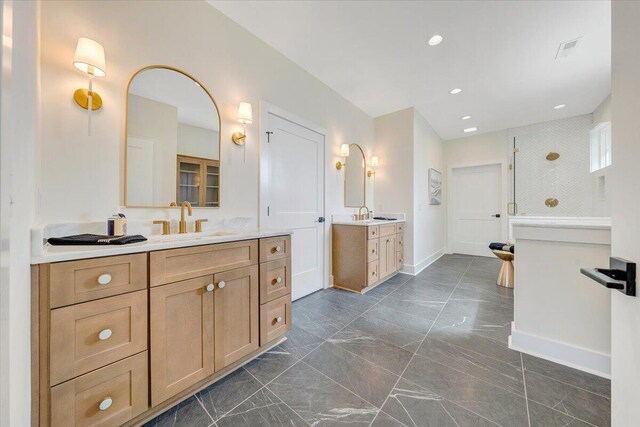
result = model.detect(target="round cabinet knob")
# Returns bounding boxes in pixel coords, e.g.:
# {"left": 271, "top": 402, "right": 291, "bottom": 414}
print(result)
{"left": 98, "top": 329, "right": 112, "bottom": 341}
{"left": 99, "top": 397, "right": 113, "bottom": 411}
{"left": 206, "top": 283, "right": 214, "bottom": 292}
{"left": 218, "top": 281, "right": 226, "bottom": 289}
{"left": 275, "top": 245, "right": 282, "bottom": 252}
{"left": 276, "top": 276, "right": 283, "bottom": 284}
{"left": 276, "top": 316, "right": 283, "bottom": 323}
{"left": 97, "top": 274, "right": 112, "bottom": 285}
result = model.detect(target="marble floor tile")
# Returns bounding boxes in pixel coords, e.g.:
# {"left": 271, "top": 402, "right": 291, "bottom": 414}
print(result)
{"left": 525, "top": 370, "right": 611, "bottom": 426}
{"left": 215, "top": 388, "right": 307, "bottom": 427}
{"left": 376, "top": 294, "right": 445, "bottom": 322}
{"left": 391, "top": 281, "right": 455, "bottom": 303}
{"left": 370, "top": 411, "right": 406, "bottom": 426}
{"left": 328, "top": 326, "right": 414, "bottom": 375}
{"left": 280, "top": 324, "right": 325, "bottom": 359}
{"left": 381, "top": 378, "right": 498, "bottom": 427}
{"left": 293, "top": 305, "right": 346, "bottom": 339}
{"left": 527, "top": 400, "right": 594, "bottom": 427}
{"left": 301, "top": 297, "right": 360, "bottom": 326}
{"left": 362, "top": 305, "right": 435, "bottom": 334}
{"left": 268, "top": 361, "right": 378, "bottom": 426}
{"left": 304, "top": 342, "right": 399, "bottom": 407}
{"left": 244, "top": 345, "right": 300, "bottom": 384}
{"left": 402, "top": 355, "right": 529, "bottom": 427}
{"left": 428, "top": 325, "right": 521, "bottom": 365}
{"left": 448, "top": 285, "right": 514, "bottom": 306}
{"left": 417, "top": 337, "right": 524, "bottom": 395}
{"left": 143, "top": 396, "right": 212, "bottom": 427}
{"left": 522, "top": 354, "right": 611, "bottom": 398}
{"left": 196, "top": 368, "right": 263, "bottom": 421}
{"left": 350, "top": 314, "right": 426, "bottom": 353}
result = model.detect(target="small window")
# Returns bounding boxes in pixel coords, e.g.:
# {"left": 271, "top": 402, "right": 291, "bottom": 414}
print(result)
{"left": 590, "top": 121, "right": 612, "bottom": 172}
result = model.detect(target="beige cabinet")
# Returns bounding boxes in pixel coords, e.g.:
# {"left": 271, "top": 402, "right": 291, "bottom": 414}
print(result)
{"left": 214, "top": 265, "right": 260, "bottom": 369}
{"left": 332, "top": 222, "right": 405, "bottom": 293}
{"left": 150, "top": 276, "right": 215, "bottom": 406}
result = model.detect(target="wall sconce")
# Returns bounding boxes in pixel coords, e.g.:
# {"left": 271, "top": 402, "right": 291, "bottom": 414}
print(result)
{"left": 232, "top": 102, "right": 253, "bottom": 145}
{"left": 367, "top": 156, "right": 379, "bottom": 177}
{"left": 73, "top": 38, "right": 106, "bottom": 135}
{"left": 336, "top": 144, "right": 350, "bottom": 170}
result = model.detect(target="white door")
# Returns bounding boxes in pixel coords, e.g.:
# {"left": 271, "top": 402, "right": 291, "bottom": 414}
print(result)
{"left": 450, "top": 163, "right": 503, "bottom": 257}
{"left": 126, "top": 138, "right": 155, "bottom": 206}
{"left": 262, "top": 112, "right": 325, "bottom": 300}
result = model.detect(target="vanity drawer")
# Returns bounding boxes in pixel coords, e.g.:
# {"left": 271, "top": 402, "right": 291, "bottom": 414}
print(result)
{"left": 367, "top": 226, "right": 379, "bottom": 239}
{"left": 397, "top": 223, "right": 405, "bottom": 233}
{"left": 150, "top": 240, "right": 258, "bottom": 286}
{"left": 396, "top": 233, "right": 404, "bottom": 252}
{"left": 379, "top": 224, "right": 396, "bottom": 237}
{"left": 259, "top": 235, "right": 291, "bottom": 262}
{"left": 396, "top": 251, "right": 404, "bottom": 269}
{"left": 50, "top": 352, "right": 148, "bottom": 427}
{"left": 260, "top": 294, "right": 291, "bottom": 345}
{"left": 260, "top": 258, "right": 291, "bottom": 303}
{"left": 50, "top": 290, "right": 147, "bottom": 386}
{"left": 49, "top": 253, "right": 147, "bottom": 308}
{"left": 367, "top": 239, "right": 379, "bottom": 262}
{"left": 368, "top": 261, "right": 379, "bottom": 285}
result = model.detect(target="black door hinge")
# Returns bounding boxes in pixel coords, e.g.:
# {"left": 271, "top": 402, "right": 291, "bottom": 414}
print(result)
{"left": 266, "top": 131, "right": 273, "bottom": 143}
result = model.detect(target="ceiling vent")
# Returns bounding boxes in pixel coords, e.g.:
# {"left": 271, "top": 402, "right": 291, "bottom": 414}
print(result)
{"left": 556, "top": 37, "right": 582, "bottom": 59}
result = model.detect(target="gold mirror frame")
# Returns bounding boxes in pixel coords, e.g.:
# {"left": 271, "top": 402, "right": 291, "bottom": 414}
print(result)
{"left": 344, "top": 143, "right": 367, "bottom": 208}
{"left": 123, "top": 65, "right": 222, "bottom": 208}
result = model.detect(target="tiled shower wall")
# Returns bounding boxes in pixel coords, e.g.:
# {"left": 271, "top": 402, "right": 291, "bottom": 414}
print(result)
{"left": 509, "top": 114, "right": 596, "bottom": 216}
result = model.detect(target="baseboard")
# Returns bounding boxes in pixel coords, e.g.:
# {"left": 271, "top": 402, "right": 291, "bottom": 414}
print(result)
{"left": 401, "top": 248, "right": 445, "bottom": 275}
{"left": 509, "top": 323, "right": 611, "bottom": 379}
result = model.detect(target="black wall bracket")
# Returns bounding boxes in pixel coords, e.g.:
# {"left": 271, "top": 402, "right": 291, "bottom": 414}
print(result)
{"left": 581, "top": 257, "right": 636, "bottom": 297}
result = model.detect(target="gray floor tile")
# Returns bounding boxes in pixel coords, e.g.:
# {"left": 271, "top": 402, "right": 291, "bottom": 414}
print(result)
{"left": 143, "top": 396, "right": 212, "bottom": 427}
{"left": 381, "top": 378, "right": 498, "bottom": 427}
{"left": 370, "top": 411, "right": 406, "bottom": 426}
{"left": 301, "top": 297, "right": 360, "bottom": 325}
{"left": 196, "top": 368, "right": 263, "bottom": 421}
{"left": 449, "top": 285, "right": 514, "bottom": 306}
{"left": 525, "top": 370, "right": 611, "bottom": 426}
{"left": 402, "top": 355, "right": 529, "bottom": 427}
{"left": 350, "top": 314, "right": 425, "bottom": 353}
{"left": 293, "top": 304, "right": 346, "bottom": 339}
{"left": 280, "top": 324, "right": 325, "bottom": 359}
{"left": 417, "top": 337, "right": 524, "bottom": 395}
{"left": 328, "top": 326, "right": 414, "bottom": 375}
{"left": 304, "top": 342, "right": 399, "bottom": 407}
{"left": 527, "top": 400, "right": 593, "bottom": 427}
{"left": 268, "top": 361, "right": 378, "bottom": 426}
{"left": 391, "top": 281, "right": 455, "bottom": 302}
{"left": 428, "top": 325, "right": 521, "bottom": 365}
{"left": 376, "top": 294, "right": 445, "bottom": 322}
{"left": 314, "top": 289, "right": 378, "bottom": 315}
{"left": 362, "top": 305, "right": 435, "bottom": 334}
{"left": 244, "top": 345, "right": 299, "bottom": 384}
{"left": 215, "top": 388, "right": 307, "bottom": 427}
{"left": 522, "top": 354, "right": 611, "bottom": 398}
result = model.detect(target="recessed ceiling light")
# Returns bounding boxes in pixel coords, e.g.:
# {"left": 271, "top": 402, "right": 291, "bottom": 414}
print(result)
{"left": 450, "top": 88, "right": 462, "bottom": 95}
{"left": 554, "top": 104, "right": 566, "bottom": 109}
{"left": 464, "top": 127, "right": 478, "bottom": 133}
{"left": 427, "top": 34, "right": 443, "bottom": 46}
{"left": 461, "top": 115, "right": 471, "bottom": 120}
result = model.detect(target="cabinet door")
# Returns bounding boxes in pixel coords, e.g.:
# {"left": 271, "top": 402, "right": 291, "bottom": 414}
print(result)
{"left": 214, "top": 266, "right": 259, "bottom": 369}
{"left": 379, "top": 237, "right": 396, "bottom": 279}
{"left": 150, "top": 276, "right": 215, "bottom": 406}
{"left": 177, "top": 156, "right": 202, "bottom": 206}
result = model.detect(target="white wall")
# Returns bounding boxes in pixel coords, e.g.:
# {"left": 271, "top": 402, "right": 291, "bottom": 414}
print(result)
{"left": 413, "top": 110, "right": 446, "bottom": 271}
{"left": 374, "top": 108, "right": 446, "bottom": 273}
{"left": 611, "top": 2, "right": 640, "bottom": 425}
{"left": 0, "top": 1, "right": 40, "bottom": 425}
{"left": 591, "top": 95, "right": 612, "bottom": 217}
{"left": 39, "top": 0, "right": 373, "bottom": 227}
{"left": 593, "top": 94, "right": 611, "bottom": 124}
{"left": 178, "top": 123, "right": 219, "bottom": 160}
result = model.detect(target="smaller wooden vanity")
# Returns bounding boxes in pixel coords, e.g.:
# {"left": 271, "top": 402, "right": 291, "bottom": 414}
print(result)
{"left": 332, "top": 221, "right": 405, "bottom": 292}
{"left": 31, "top": 233, "right": 292, "bottom": 427}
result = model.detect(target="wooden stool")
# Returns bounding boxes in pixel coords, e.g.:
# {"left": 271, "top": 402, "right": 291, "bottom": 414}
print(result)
{"left": 491, "top": 249, "right": 514, "bottom": 288}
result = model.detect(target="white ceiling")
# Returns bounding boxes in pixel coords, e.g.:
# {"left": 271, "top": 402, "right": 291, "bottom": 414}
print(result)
{"left": 208, "top": 0, "right": 610, "bottom": 140}
{"left": 129, "top": 68, "right": 219, "bottom": 131}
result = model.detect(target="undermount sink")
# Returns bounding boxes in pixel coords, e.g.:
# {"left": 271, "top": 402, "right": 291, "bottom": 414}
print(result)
{"left": 148, "top": 230, "right": 239, "bottom": 242}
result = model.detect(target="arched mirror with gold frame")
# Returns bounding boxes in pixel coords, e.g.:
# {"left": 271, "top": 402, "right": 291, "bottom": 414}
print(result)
{"left": 124, "top": 66, "right": 222, "bottom": 208}
{"left": 344, "top": 143, "right": 366, "bottom": 207}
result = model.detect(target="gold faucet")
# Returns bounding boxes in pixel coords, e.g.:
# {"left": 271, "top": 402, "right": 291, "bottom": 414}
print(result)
{"left": 358, "top": 205, "right": 370, "bottom": 221}
{"left": 179, "top": 201, "right": 193, "bottom": 234}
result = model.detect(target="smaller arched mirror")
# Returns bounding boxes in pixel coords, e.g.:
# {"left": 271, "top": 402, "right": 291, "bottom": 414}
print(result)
{"left": 344, "top": 143, "right": 366, "bottom": 207}
{"left": 125, "top": 66, "right": 221, "bottom": 208}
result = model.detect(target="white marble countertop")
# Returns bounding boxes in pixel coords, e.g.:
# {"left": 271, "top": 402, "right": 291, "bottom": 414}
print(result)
{"left": 510, "top": 216, "right": 611, "bottom": 230}
{"left": 31, "top": 228, "right": 293, "bottom": 264}
{"left": 332, "top": 219, "right": 406, "bottom": 227}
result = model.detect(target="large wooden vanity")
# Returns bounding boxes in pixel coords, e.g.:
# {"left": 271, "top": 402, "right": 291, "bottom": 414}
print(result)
{"left": 332, "top": 221, "right": 405, "bottom": 293}
{"left": 31, "top": 234, "right": 292, "bottom": 427}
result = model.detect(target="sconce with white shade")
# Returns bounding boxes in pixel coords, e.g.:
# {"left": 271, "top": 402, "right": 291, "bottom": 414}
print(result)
{"left": 367, "top": 156, "right": 379, "bottom": 178}
{"left": 73, "top": 37, "right": 106, "bottom": 135}
{"left": 232, "top": 102, "right": 253, "bottom": 145}
{"left": 336, "top": 144, "right": 350, "bottom": 170}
